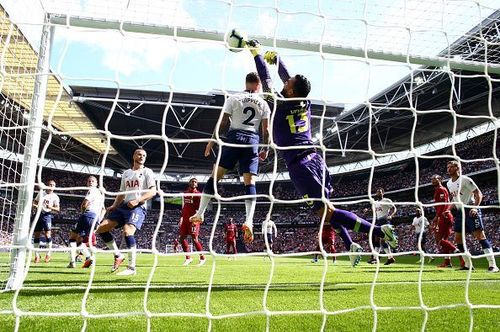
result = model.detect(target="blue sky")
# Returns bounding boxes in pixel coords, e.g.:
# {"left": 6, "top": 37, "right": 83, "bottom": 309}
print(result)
{"left": 7, "top": 0, "right": 499, "bottom": 107}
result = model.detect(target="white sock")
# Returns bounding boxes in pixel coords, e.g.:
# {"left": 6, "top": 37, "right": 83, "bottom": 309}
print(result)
{"left": 245, "top": 198, "right": 256, "bottom": 226}
{"left": 106, "top": 241, "right": 121, "bottom": 257}
{"left": 69, "top": 242, "right": 77, "bottom": 263}
{"left": 81, "top": 244, "right": 90, "bottom": 259}
{"left": 383, "top": 247, "right": 392, "bottom": 255}
{"left": 47, "top": 241, "right": 52, "bottom": 256}
{"left": 34, "top": 241, "right": 40, "bottom": 256}
{"left": 196, "top": 194, "right": 211, "bottom": 217}
{"left": 128, "top": 245, "right": 136, "bottom": 269}
{"left": 483, "top": 247, "right": 497, "bottom": 267}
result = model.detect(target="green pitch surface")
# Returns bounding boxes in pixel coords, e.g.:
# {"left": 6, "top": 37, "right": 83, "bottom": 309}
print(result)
{"left": 1, "top": 253, "right": 499, "bottom": 331}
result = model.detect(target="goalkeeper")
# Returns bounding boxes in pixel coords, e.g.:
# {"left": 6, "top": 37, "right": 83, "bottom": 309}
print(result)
{"left": 244, "top": 40, "right": 398, "bottom": 262}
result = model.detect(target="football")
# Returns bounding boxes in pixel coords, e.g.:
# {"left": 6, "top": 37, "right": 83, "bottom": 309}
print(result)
{"left": 226, "top": 28, "right": 247, "bottom": 52}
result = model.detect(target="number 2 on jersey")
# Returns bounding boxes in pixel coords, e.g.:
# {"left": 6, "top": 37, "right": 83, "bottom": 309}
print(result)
{"left": 286, "top": 112, "right": 309, "bottom": 133}
{"left": 242, "top": 107, "right": 256, "bottom": 126}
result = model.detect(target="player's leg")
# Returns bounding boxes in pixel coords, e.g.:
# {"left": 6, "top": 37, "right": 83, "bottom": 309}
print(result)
{"left": 117, "top": 207, "right": 146, "bottom": 275}
{"left": 80, "top": 213, "right": 97, "bottom": 268}
{"left": 67, "top": 230, "right": 79, "bottom": 268}
{"left": 226, "top": 241, "right": 231, "bottom": 255}
{"left": 289, "top": 153, "right": 398, "bottom": 248}
{"left": 96, "top": 217, "right": 123, "bottom": 272}
{"left": 241, "top": 172, "right": 257, "bottom": 243}
{"left": 382, "top": 241, "right": 395, "bottom": 265}
{"left": 180, "top": 234, "right": 192, "bottom": 266}
{"left": 190, "top": 165, "right": 228, "bottom": 223}
{"left": 455, "top": 210, "right": 474, "bottom": 270}
{"left": 232, "top": 239, "right": 238, "bottom": 255}
{"left": 192, "top": 231, "right": 206, "bottom": 266}
{"left": 44, "top": 229, "right": 52, "bottom": 262}
{"left": 473, "top": 229, "right": 498, "bottom": 272}
{"left": 33, "top": 227, "right": 42, "bottom": 263}
{"left": 117, "top": 223, "right": 138, "bottom": 275}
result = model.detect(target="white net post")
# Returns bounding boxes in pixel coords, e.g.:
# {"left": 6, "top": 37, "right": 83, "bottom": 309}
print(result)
{"left": 6, "top": 18, "right": 53, "bottom": 291}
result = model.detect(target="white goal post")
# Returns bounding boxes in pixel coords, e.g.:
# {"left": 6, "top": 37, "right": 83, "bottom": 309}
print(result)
{"left": 48, "top": 14, "right": 500, "bottom": 75}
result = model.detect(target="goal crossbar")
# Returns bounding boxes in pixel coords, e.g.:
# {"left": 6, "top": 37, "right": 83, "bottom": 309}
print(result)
{"left": 48, "top": 14, "right": 500, "bottom": 75}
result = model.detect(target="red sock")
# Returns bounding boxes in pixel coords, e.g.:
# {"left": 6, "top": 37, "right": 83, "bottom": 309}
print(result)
{"left": 181, "top": 239, "right": 190, "bottom": 259}
{"left": 194, "top": 240, "right": 204, "bottom": 260}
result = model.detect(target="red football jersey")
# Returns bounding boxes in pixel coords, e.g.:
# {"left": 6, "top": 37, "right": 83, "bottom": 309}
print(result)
{"left": 321, "top": 224, "right": 335, "bottom": 240}
{"left": 181, "top": 187, "right": 200, "bottom": 220}
{"left": 434, "top": 185, "right": 451, "bottom": 216}
{"left": 225, "top": 223, "right": 238, "bottom": 239}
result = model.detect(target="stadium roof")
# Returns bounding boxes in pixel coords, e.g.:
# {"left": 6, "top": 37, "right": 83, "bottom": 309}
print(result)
{"left": 0, "top": 4, "right": 115, "bottom": 159}
{"left": 71, "top": 86, "right": 344, "bottom": 173}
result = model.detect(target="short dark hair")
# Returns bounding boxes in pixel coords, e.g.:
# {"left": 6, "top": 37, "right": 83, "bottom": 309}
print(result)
{"left": 293, "top": 74, "right": 311, "bottom": 97}
{"left": 246, "top": 72, "right": 260, "bottom": 84}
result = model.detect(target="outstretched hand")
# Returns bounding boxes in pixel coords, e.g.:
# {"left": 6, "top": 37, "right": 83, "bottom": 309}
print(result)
{"left": 264, "top": 51, "right": 277, "bottom": 65}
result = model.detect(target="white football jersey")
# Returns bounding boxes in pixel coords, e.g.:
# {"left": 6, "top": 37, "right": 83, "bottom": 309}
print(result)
{"left": 374, "top": 198, "right": 395, "bottom": 220}
{"left": 35, "top": 191, "right": 60, "bottom": 213}
{"left": 84, "top": 187, "right": 104, "bottom": 215}
{"left": 446, "top": 175, "right": 478, "bottom": 206}
{"left": 412, "top": 216, "right": 429, "bottom": 234}
{"left": 262, "top": 220, "right": 277, "bottom": 235}
{"left": 223, "top": 92, "right": 270, "bottom": 133}
{"left": 120, "top": 167, "right": 156, "bottom": 208}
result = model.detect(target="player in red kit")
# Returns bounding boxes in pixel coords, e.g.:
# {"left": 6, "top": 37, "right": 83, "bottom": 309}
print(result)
{"left": 431, "top": 174, "right": 463, "bottom": 268}
{"left": 312, "top": 224, "right": 336, "bottom": 263}
{"left": 224, "top": 218, "right": 238, "bottom": 255}
{"left": 179, "top": 178, "right": 205, "bottom": 266}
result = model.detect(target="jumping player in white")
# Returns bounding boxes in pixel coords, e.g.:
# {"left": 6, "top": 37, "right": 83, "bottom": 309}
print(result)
{"left": 190, "top": 72, "right": 271, "bottom": 243}
{"left": 95, "top": 149, "right": 156, "bottom": 276}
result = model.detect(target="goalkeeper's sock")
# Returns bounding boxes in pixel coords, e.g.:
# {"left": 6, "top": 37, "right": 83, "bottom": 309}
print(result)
{"left": 331, "top": 209, "right": 383, "bottom": 237}
{"left": 69, "top": 239, "right": 77, "bottom": 263}
{"left": 331, "top": 223, "right": 352, "bottom": 249}
{"left": 244, "top": 184, "right": 256, "bottom": 225}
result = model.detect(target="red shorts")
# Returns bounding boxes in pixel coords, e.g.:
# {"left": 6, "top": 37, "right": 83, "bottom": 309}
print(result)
{"left": 226, "top": 237, "right": 235, "bottom": 244}
{"left": 180, "top": 219, "right": 200, "bottom": 237}
{"left": 436, "top": 213, "right": 453, "bottom": 240}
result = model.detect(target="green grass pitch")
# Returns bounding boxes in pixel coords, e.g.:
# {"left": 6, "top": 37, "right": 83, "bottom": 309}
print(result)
{"left": 1, "top": 253, "right": 499, "bottom": 331}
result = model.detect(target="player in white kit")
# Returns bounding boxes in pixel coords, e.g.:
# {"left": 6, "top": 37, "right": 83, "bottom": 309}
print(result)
{"left": 367, "top": 188, "right": 397, "bottom": 265}
{"left": 411, "top": 208, "right": 432, "bottom": 263}
{"left": 446, "top": 161, "right": 498, "bottom": 272}
{"left": 96, "top": 149, "right": 156, "bottom": 276}
{"left": 262, "top": 218, "right": 278, "bottom": 251}
{"left": 32, "top": 179, "right": 60, "bottom": 263}
{"left": 190, "top": 72, "right": 271, "bottom": 243}
{"left": 67, "top": 176, "right": 105, "bottom": 268}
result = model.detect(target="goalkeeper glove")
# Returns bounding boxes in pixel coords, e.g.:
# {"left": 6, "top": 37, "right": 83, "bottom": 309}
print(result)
{"left": 264, "top": 51, "right": 277, "bottom": 65}
{"left": 246, "top": 39, "right": 261, "bottom": 56}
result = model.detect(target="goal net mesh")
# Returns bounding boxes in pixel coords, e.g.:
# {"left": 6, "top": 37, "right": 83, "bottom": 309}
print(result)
{"left": 1, "top": 0, "right": 499, "bottom": 331}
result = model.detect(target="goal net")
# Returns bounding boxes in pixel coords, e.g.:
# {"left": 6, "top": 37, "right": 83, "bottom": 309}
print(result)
{"left": 1, "top": 0, "right": 499, "bottom": 331}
